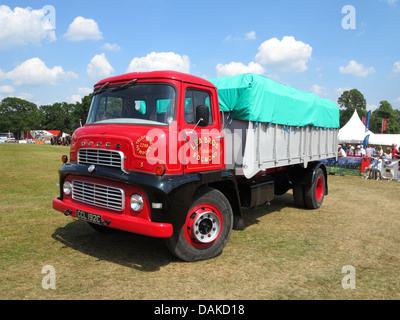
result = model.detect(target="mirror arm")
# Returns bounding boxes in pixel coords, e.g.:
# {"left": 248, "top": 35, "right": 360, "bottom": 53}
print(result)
{"left": 191, "top": 118, "right": 203, "bottom": 132}
{"left": 183, "top": 118, "right": 203, "bottom": 141}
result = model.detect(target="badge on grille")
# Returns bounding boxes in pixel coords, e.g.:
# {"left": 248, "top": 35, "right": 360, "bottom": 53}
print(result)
{"left": 88, "top": 165, "right": 96, "bottom": 172}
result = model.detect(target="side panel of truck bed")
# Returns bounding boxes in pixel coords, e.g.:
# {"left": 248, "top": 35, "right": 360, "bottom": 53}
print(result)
{"left": 223, "top": 118, "right": 338, "bottom": 178}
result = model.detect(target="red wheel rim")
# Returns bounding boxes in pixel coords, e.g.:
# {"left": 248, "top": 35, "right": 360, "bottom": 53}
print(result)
{"left": 315, "top": 176, "right": 324, "bottom": 202}
{"left": 183, "top": 203, "right": 223, "bottom": 249}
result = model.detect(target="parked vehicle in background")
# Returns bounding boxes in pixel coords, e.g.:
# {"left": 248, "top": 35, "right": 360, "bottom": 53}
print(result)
{"left": 0, "top": 132, "right": 16, "bottom": 143}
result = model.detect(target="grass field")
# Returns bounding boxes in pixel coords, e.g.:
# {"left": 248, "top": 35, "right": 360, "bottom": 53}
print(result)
{"left": 1, "top": 143, "right": 399, "bottom": 300}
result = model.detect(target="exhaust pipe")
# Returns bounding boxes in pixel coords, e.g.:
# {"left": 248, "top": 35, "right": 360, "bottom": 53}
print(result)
{"left": 64, "top": 209, "right": 73, "bottom": 216}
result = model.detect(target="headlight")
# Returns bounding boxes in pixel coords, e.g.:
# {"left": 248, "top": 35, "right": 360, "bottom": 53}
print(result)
{"left": 130, "top": 194, "right": 144, "bottom": 212}
{"left": 63, "top": 181, "right": 72, "bottom": 195}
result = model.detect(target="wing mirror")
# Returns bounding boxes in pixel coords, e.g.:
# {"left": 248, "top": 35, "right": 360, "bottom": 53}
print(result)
{"left": 195, "top": 105, "right": 209, "bottom": 127}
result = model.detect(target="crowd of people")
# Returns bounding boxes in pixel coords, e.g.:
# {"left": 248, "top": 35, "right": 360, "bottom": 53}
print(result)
{"left": 337, "top": 143, "right": 400, "bottom": 181}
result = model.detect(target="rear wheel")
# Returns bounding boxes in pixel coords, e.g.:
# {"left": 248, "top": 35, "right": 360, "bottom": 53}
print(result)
{"left": 304, "top": 168, "right": 325, "bottom": 209}
{"left": 165, "top": 188, "right": 233, "bottom": 262}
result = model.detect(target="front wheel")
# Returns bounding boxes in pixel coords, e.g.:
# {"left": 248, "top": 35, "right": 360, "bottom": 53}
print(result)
{"left": 165, "top": 188, "right": 233, "bottom": 262}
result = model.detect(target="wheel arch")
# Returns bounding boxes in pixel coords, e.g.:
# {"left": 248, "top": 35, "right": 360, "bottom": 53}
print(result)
{"left": 305, "top": 162, "right": 328, "bottom": 195}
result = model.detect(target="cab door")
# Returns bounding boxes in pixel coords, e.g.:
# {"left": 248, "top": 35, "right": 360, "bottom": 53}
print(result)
{"left": 180, "top": 85, "right": 224, "bottom": 173}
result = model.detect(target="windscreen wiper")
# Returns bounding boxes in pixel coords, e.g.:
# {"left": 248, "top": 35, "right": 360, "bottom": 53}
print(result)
{"left": 111, "top": 78, "right": 138, "bottom": 92}
{"left": 93, "top": 81, "right": 110, "bottom": 95}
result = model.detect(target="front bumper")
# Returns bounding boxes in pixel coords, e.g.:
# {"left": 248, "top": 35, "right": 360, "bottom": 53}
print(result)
{"left": 53, "top": 197, "right": 173, "bottom": 238}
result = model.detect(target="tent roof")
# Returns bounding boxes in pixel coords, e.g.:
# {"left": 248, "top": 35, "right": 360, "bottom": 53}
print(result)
{"left": 339, "top": 110, "right": 400, "bottom": 146}
{"left": 338, "top": 110, "right": 373, "bottom": 143}
{"left": 45, "top": 130, "right": 61, "bottom": 136}
{"left": 370, "top": 133, "right": 400, "bottom": 147}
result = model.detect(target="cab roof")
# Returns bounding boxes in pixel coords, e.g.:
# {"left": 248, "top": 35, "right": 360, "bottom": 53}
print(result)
{"left": 94, "top": 70, "right": 215, "bottom": 89}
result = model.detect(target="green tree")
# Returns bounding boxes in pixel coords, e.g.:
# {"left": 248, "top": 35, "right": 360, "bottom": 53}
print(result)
{"left": 337, "top": 89, "right": 367, "bottom": 128}
{"left": 0, "top": 97, "right": 42, "bottom": 139}
{"left": 71, "top": 93, "right": 93, "bottom": 130}
{"left": 370, "top": 100, "right": 400, "bottom": 134}
{"left": 40, "top": 102, "right": 75, "bottom": 134}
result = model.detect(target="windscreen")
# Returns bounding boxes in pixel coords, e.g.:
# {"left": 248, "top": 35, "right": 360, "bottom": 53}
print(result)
{"left": 86, "top": 84, "right": 176, "bottom": 126}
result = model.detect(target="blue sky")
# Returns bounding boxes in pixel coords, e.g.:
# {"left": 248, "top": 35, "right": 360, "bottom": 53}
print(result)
{"left": 0, "top": 0, "right": 399, "bottom": 112}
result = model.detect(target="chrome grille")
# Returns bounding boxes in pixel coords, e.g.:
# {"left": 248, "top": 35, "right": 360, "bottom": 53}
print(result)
{"left": 78, "top": 148, "right": 123, "bottom": 169}
{"left": 72, "top": 180, "right": 124, "bottom": 211}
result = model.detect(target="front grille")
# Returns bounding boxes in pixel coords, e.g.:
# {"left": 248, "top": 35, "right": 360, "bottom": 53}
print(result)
{"left": 72, "top": 180, "right": 124, "bottom": 211}
{"left": 78, "top": 148, "right": 123, "bottom": 169}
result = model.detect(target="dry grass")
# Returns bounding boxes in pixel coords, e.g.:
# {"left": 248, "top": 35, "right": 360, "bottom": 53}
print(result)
{"left": 1, "top": 144, "right": 400, "bottom": 300}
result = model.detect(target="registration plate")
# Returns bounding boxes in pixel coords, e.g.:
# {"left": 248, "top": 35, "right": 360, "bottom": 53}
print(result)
{"left": 76, "top": 209, "right": 102, "bottom": 225}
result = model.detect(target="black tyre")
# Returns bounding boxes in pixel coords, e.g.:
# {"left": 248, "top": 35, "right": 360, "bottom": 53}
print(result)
{"left": 165, "top": 188, "right": 233, "bottom": 262}
{"left": 293, "top": 183, "right": 306, "bottom": 208}
{"left": 304, "top": 168, "right": 325, "bottom": 209}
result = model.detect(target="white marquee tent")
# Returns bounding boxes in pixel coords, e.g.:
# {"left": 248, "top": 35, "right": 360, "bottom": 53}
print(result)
{"left": 338, "top": 110, "right": 400, "bottom": 147}
{"left": 338, "top": 110, "right": 373, "bottom": 143}
{"left": 370, "top": 133, "right": 400, "bottom": 147}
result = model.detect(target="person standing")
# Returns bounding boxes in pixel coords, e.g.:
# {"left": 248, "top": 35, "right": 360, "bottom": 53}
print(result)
{"left": 359, "top": 145, "right": 366, "bottom": 156}
{"left": 338, "top": 145, "right": 346, "bottom": 157}
{"left": 391, "top": 144, "right": 399, "bottom": 159}
{"left": 347, "top": 145, "right": 354, "bottom": 156}
{"left": 366, "top": 145, "right": 373, "bottom": 158}
{"left": 383, "top": 147, "right": 392, "bottom": 159}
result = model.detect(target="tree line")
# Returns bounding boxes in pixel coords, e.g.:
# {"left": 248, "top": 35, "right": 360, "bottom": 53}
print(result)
{"left": 1, "top": 88, "right": 399, "bottom": 139}
{"left": 0, "top": 94, "right": 93, "bottom": 139}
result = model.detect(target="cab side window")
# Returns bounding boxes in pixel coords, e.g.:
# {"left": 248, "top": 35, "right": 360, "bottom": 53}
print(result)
{"left": 184, "top": 89, "right": 213, "bottom": 125}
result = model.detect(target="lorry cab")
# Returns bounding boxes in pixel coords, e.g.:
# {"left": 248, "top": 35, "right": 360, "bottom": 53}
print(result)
{"left": 70, "top": 71, "right": 224, "bottom": 175}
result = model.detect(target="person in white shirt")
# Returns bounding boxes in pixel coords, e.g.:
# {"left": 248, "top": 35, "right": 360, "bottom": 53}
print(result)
{"left": 338, "top": 145, "right": 346, "bottom": 157}
{"left": 359, "top": 145, "right": 366, "bottom": 156}
{"left": 372, "top": 156, "right": 383, "bottom": 180}
{"left": 383, "top": 147, "right": 392, "bottom": 159}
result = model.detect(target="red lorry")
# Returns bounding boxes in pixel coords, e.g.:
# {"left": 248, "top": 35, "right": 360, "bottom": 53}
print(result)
{"left": 53, "top": 71, "right": 339, "bottom": 261}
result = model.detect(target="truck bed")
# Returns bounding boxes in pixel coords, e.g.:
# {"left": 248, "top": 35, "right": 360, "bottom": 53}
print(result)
{"left": 223, "top": 118, "right": 338, "bottom": 178}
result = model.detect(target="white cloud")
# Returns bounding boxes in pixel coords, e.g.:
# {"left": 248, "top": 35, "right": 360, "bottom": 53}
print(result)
{"left": 367, "top": 104, "right": 378, "bottom": 112}
{"left": 379, "top": 0, "right": 398, "bottom": 6}
{"left": 216, "top": 61, "right": 264, "bottom": 77}
{"left": 393, "top": 61, "right": 400, "bottom": 73}
{"left": 335, "top": 87, "right": 352, "bottom": 96}
{"left": 16, "top": 92, "right": 33, "bottom": 101}
{"left": 87, "top": 53, "right": 114, "bottom": 79}
{"left": 255, "top": 36, "right": 312, "bottom": 72}
{"left": 0, "top": 85, "right": 15, "bottom": 94}
{"left": 102, "top": 43, "right": 121, "bottom": 51}
{"left": 310, "top": 84, "right": 328, "bottom": 97}
{"left": 64, "top": 16, "right": 102, "bottom": 41}
{"left": 0, "top": 5, "right": 56, "bottom": 49}
{"left": 67, "top": 87, "right": 92, "bottom": 103}
{"left": 224, "top": 30, "right": 257, "bottom": 42}
{"left": 339, "top": 60, "right": 375, "bottom": 77}
{"left": 126, "top": 52, "right": 190, "bottom": 73}
{"left": 245, "top": 31, "right": 256, "bottom": 40}
{"left": 6, "top": 57, "right": 78, "bottom": 86}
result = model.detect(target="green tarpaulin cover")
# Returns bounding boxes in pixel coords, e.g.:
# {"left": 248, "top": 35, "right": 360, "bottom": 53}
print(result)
{"left": 209, "top": 73, "right": 339, "bottom": 128}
